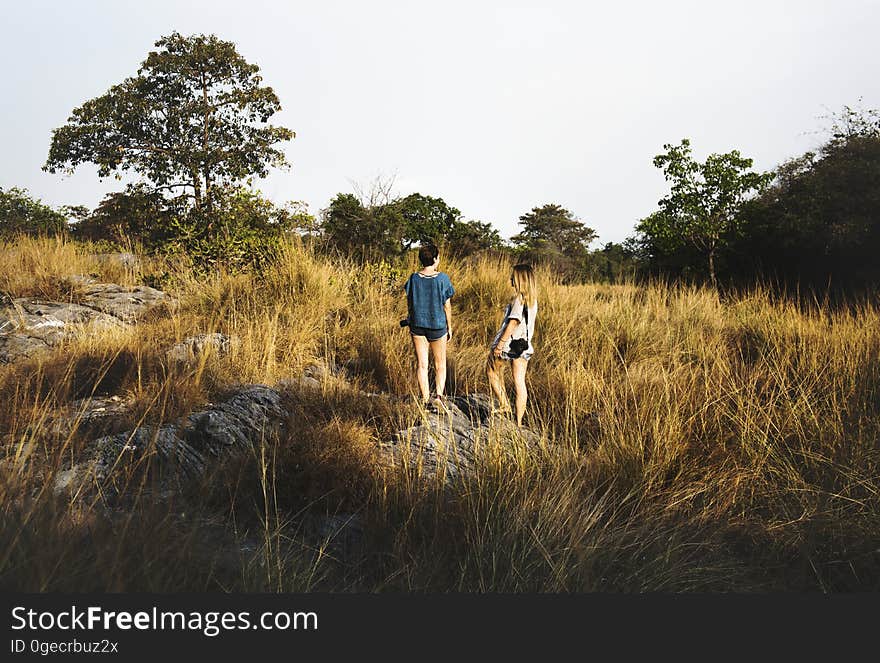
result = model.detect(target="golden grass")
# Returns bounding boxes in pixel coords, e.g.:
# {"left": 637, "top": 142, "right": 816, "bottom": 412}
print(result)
{"left": 1, "top": 235, "right": 878, "bottom": 591}
{"left": 0, "top": 235, "right": 158, "bottom": 299}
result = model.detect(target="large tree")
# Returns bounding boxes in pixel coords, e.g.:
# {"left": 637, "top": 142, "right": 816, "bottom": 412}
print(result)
{"left": 637, "top": 139, "right": 770, "bottom": 287}
{"left": 397, "top": 193, "right": 460, "bottom": 249}
{"left": 44, "top": 32, "right": 293, "bottom": 217}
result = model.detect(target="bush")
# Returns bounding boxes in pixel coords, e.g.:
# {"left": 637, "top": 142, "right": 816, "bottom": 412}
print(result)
{"left": 156, "top": 188, "right": 303, "bottom": 273}
{"left": 0, "top": 186, "right": 69, "bottom": 238}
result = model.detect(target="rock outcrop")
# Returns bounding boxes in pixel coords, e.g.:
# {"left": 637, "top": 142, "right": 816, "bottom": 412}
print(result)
{"left": 167, "top": 333, "right": 239, "bottom": 364}
{"left": 380, "top": 393, "right": 542, "bottom": 482}
{"left": 54, "top": 385, "right": 286, "bottom": 498}
{"left": 75, "top": 282, "right": 170, "bottom": 323}
{"left": 0, "top": 299, "right": 124, "bottom": 364}
{"left": 53, "top": 375, "right": 543, "bottom": 499}
{"left": 0, "top": 282, "right": 171, "bottom": 364}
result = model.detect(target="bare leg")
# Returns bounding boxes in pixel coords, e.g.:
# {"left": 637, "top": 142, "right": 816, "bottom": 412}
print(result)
{"left": 486, "top": 350, "right": 511, "bottom": 412}
{"left": 429, "top": 335, "right": 448, "bottom": 397}
{"left": 411, "top": 334, "right": 430, "bottom": 403}
{"left": 511, "top": 357, "right": 529, "bottom": 426}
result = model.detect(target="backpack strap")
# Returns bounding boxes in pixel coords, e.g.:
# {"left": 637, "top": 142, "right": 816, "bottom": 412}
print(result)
{"left": 514, "top": 294, "right": 529, "bottom": 343}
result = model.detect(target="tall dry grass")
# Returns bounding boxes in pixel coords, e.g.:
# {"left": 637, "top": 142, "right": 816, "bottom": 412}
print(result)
{"left": 1, "top": 234, "right": 878, "bottom": 591}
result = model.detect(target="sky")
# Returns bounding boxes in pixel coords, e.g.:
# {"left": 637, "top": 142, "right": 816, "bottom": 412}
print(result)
{"left": 2, "top": 0, "right": 879, "bottom": 245}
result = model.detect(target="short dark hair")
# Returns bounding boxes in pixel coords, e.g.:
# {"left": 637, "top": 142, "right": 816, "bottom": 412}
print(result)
{"left": 418, "top": 244, "right": 439, "bottom": 267}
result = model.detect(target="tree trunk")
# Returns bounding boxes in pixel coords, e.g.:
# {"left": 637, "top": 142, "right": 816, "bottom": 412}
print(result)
{"left": 202, "top": 72, "right": 212, "bottom": 216}
{"left": 192, "top": 174, "right": 202, "bottom": 210}
{"left": 708, "top": 248, "right": 717, "bottom": 289}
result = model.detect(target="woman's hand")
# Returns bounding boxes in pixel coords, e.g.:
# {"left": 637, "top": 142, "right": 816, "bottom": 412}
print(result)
{"left": 447, "top": 328, "right": 453, "bottom": 341}
{"left": 493, "top": 342, "right": 504, "bottom": 358}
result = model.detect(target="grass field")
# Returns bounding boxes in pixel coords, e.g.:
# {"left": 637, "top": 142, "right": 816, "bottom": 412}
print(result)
{"left": 2, "top": 235, "right": 879, "bottom": 591}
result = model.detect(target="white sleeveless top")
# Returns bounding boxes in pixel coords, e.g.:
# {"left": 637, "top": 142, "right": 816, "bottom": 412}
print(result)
{"left": 492, "top": 295, "right": 537, "bottom": 358}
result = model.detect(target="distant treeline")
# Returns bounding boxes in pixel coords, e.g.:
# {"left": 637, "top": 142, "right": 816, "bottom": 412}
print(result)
{"left": 3, "top": 106, "right": 877, "bottom": 294}
{"left": 2, "top": 31, "right": 878, "bottom": 294}
{"left": 632, "top": 106, "right": 880, "bottom": 294}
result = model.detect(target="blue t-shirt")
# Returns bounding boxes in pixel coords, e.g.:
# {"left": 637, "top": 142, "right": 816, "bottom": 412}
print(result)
{"left": 403, "top": 271, "right": 454, "bottom": 329}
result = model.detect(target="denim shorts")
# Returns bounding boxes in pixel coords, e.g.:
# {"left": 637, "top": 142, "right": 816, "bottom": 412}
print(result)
{"left": 410, "top": 325, "right": 448, "bottom": 341}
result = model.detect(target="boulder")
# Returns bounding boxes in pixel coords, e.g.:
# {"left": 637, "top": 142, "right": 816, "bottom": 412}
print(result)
{"left": 167, "top": 333, "right": 239, "bottom": 363}
{"left": 0, "top": 299, "right": 125, "bottom": 364}
{"left": 0, "top": 282, "right": 172, "bottom": 364}
{"left": 380, "top": 393, "right": 542, "bottom": 483}
{"left": 54, "top": 385, "right": 287, "bottom": 498}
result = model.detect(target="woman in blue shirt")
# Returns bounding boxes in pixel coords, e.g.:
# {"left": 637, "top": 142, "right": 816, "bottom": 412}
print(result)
{"left": 403, "top": 244, "right": 455, "bottom": 411}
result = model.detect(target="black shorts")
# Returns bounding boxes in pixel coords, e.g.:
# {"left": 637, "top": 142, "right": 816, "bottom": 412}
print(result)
{"left": 409, "top": 325, "right": 448, "bottom": 341}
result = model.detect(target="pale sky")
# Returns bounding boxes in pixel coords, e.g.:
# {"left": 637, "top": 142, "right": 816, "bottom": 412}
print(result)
{"left": 2, "top": 0, "right": 878, "bottom": 244}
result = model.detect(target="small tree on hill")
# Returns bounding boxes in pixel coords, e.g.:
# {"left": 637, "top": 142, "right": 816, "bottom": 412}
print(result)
{"left": 446, "top": 219, "right": 505, "bottom": 257}
{"left": 511, "top": 203, "right": 596, "bottom": 280}
{"left": 73, "top": 184, "right": 176, "bottom": 245}
{"left": 397, "top": 193, "right": 460, "bottom": 249}
{"left": 637, "top": 139, "right": 771, "bottom": 288}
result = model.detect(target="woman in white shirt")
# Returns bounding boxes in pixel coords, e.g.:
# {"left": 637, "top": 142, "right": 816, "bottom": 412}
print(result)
{"left": 487, "top": 263, "right": 538, "bottom": 427}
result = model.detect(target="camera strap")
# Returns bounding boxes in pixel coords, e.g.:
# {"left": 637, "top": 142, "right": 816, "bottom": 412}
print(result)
{"left": 405, "top": 273, "right": 414, "bottom": 322}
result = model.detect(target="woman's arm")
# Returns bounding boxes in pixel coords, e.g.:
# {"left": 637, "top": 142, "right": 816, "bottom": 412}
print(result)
{"left": 493, "top": 318, "right": 520, "bottom": 357}
{"left": 444, "top": 299, "right": 453, "bottom": 340}
{"left": 402, "top": 274, "right": 413, "bottom": 323}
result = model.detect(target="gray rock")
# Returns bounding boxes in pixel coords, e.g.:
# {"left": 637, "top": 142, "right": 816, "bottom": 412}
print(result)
{"left": 0, "top": 282, "right": 172, "bottom": 364}
{"left": 184, "top": 385, "right": 286, "bottom": 456}
{"left": 78, "top": 283, "right": 170, "bottom": 323}
{"left": 55, "top": 385, "right": 287, "bottom": 499}
{"left": 167, "top": 333, "right": 239, "bottom": 363}
{"left": 380, "top": 393, "right": 542, "bottom": 483}
{"left": 0, "top": 299, "right": 125, "bottom": 364}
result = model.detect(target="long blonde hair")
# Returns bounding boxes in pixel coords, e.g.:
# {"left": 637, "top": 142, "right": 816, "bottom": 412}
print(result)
{"left": 512, "top": 263, "right": 537, "bottom": 308}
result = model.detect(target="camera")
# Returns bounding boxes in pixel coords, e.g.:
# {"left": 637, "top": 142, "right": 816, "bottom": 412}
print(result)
{"left": 399, "top": 318, "right": 409, "bottom": 327}
{"left": 506, "top": 338, "right": 528, "bottom": 358}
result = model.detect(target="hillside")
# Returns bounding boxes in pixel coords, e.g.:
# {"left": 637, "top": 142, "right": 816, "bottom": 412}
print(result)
{"left": 1, "top": 235, "right": 879, "bottom": 591}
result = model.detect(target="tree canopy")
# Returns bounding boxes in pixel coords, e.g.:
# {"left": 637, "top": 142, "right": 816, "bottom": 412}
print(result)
{"left": 320, "top": 184, "right": 500, "bottom": 259}
{"left": 0, "top": 187, "right": 70, "bottom": 238}
{"left": 729, "top": 107, "right": 880, "bottom": 291}
{"left": 397, "top": 193, "right": 460, "bottom": 249}
{"left": 635, "top": 139, "right": 770, "bottom": 287}
{"left": 44, "top": 32, "right": 294, "bottom": 213}
{"left": 445, "top": 219, "right": 505, "bottom": 257}
{"left": 510, "top": 203, "right": 596, "bottom": 280}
